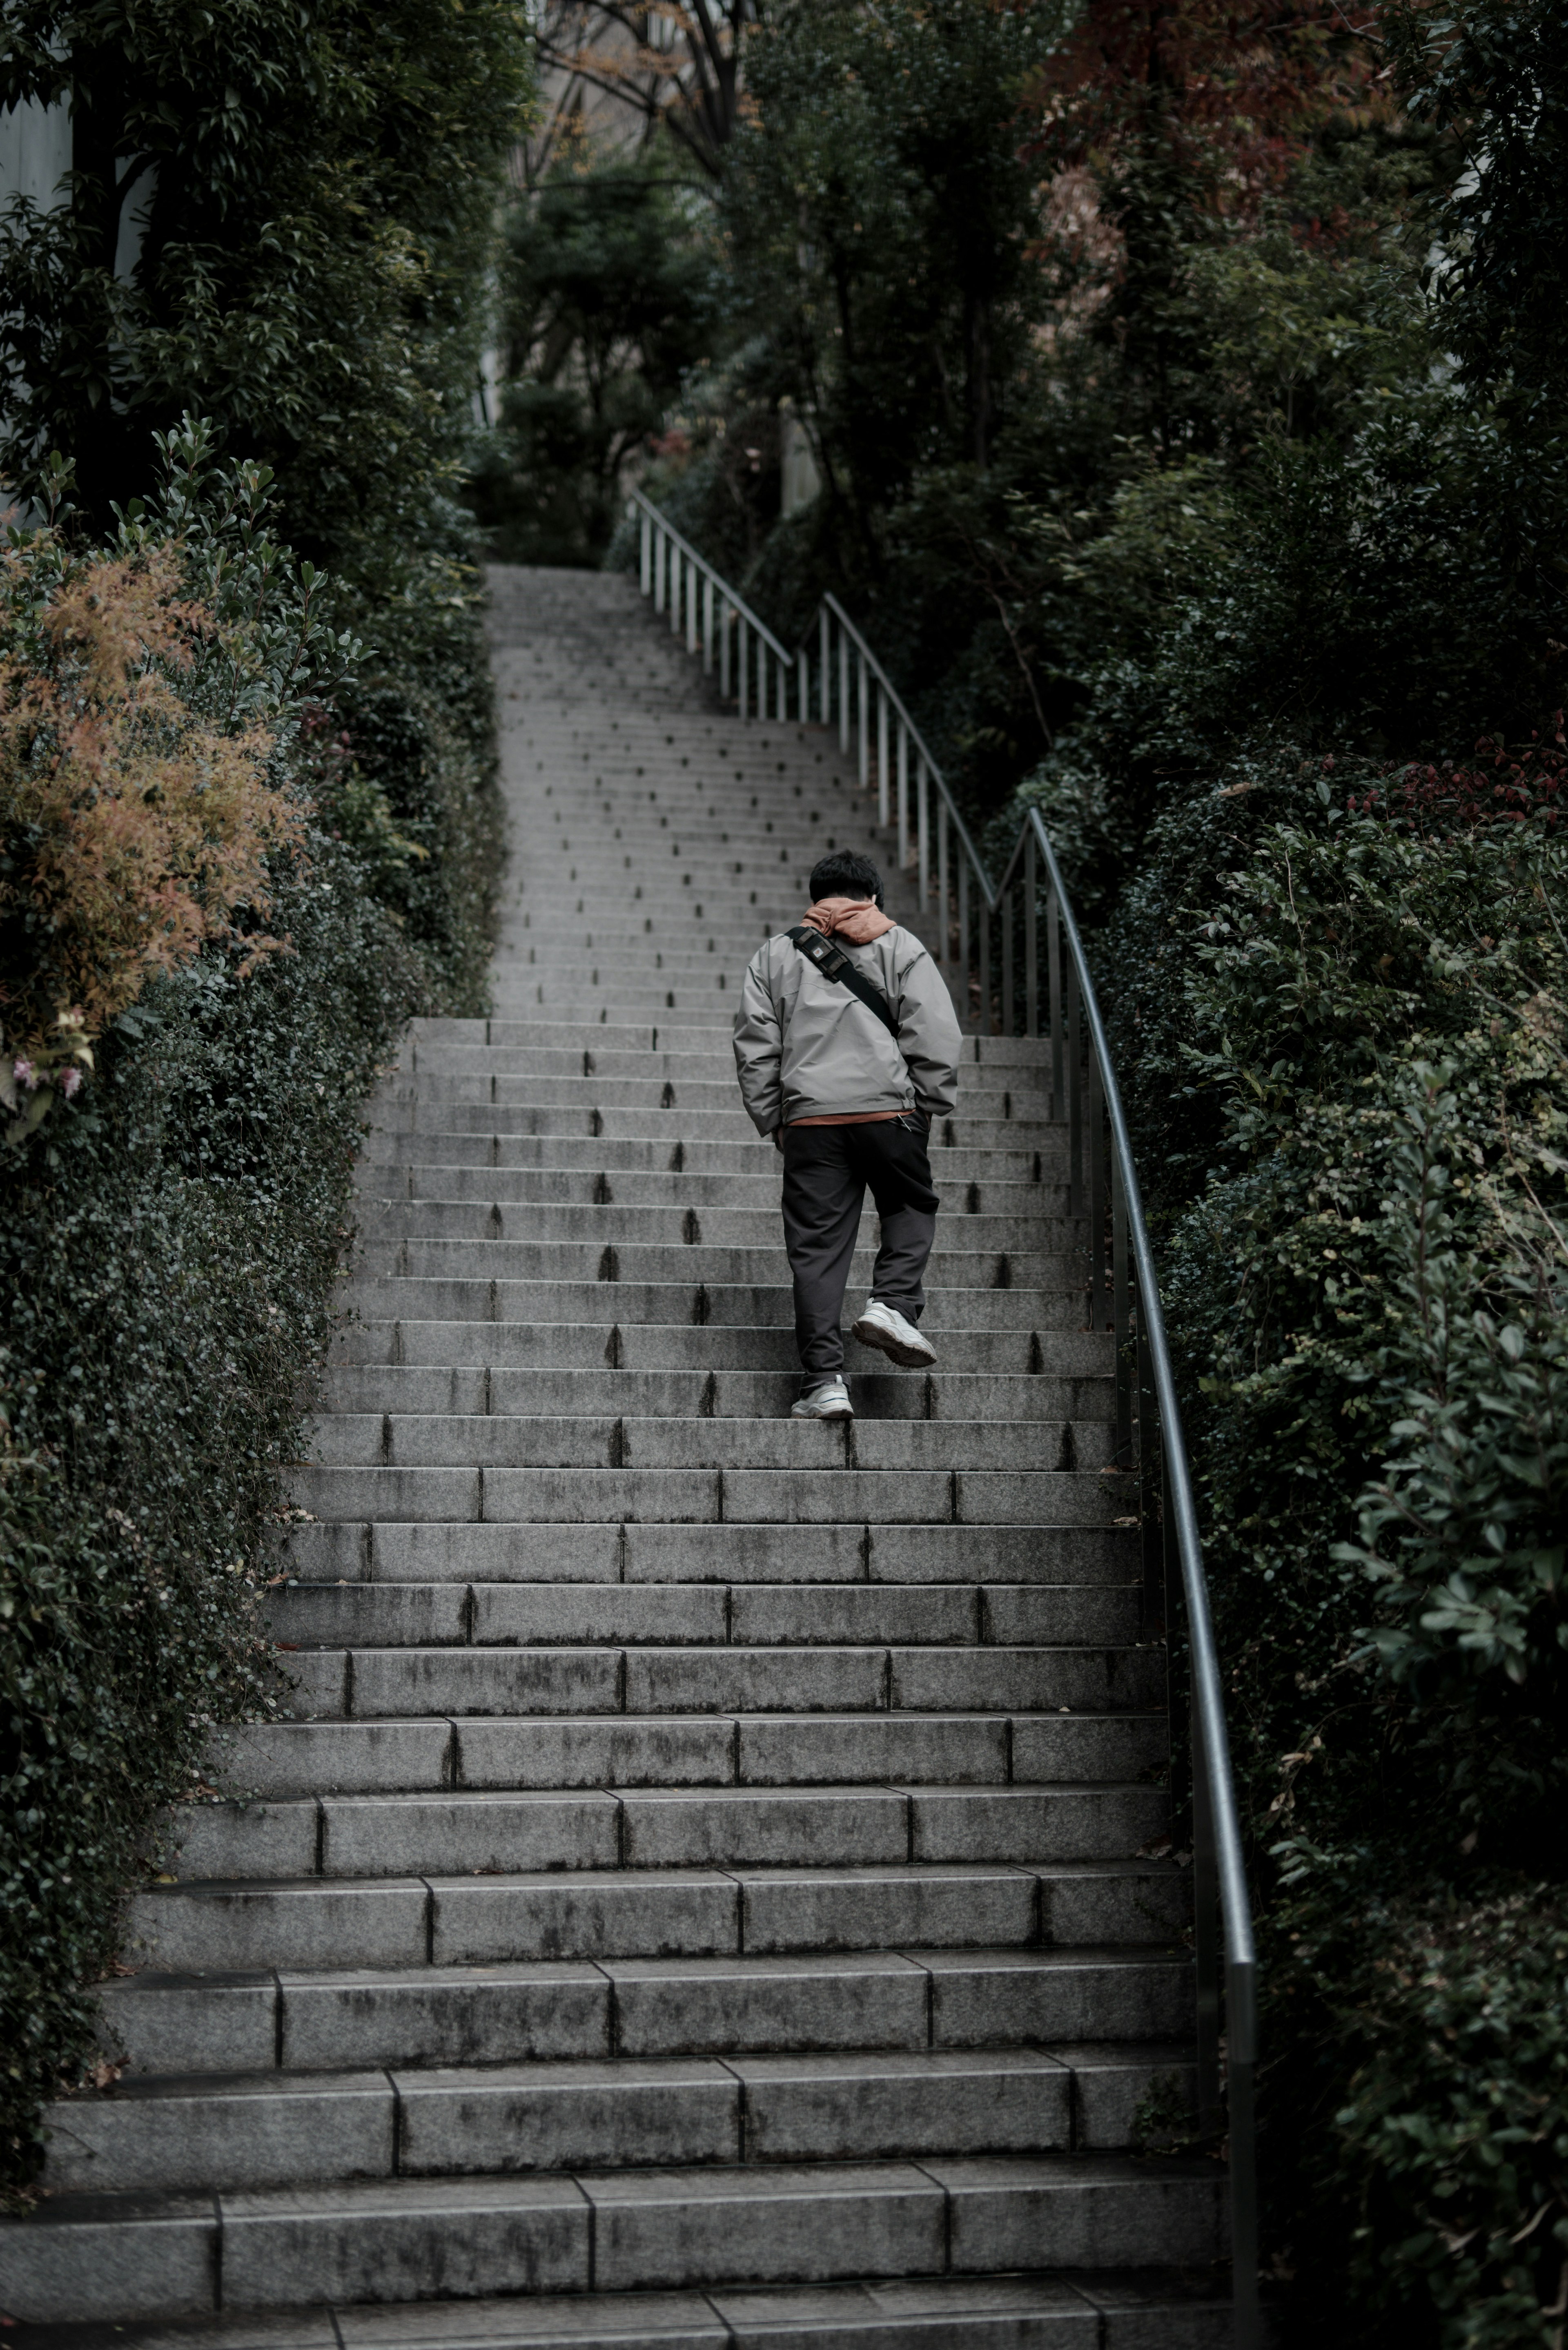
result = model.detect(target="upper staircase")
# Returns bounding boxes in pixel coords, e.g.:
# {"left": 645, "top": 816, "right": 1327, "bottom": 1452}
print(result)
{"left": 0, "top": 566, "right": 1230, "bottom": 2346}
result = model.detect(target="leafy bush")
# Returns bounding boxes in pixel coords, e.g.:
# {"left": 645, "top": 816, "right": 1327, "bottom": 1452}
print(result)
{"left": 0, "top": 427, "right": 491, "bottom": 2192}
{"left": 1093, "top": 752, "right": 1568, "bottom": 2336}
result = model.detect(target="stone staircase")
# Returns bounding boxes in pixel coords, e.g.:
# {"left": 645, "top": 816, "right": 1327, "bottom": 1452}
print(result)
{"left": 1, "top": 567, "right": 1229, "bottom": 2345}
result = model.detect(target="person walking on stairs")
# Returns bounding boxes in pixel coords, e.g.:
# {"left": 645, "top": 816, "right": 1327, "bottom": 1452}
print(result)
{"left": 733, "top": 849, "right": 963, "bottom": 1420}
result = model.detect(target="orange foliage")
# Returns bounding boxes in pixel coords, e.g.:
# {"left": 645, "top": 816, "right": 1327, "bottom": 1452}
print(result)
{"left": 0, "top": 540, "right": 303, "bottom": 1129}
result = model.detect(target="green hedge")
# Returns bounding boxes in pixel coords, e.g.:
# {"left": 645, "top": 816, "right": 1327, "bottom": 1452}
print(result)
{"left": 1090, "top": 748, "right": 1568, "bottom": 2339}
{"left": 0, "top": 441, "right": 500, "bottom": 2193}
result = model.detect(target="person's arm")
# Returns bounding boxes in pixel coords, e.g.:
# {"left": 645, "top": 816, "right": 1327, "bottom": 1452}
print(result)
{"left": 895, "top": 945, "right": 963, "bottom": 1120}
{"left": 733, "top": 948, "right": 784, "bottom": 1137}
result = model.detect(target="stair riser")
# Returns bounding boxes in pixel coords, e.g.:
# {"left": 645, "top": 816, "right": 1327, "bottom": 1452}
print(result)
{"left": 315, "top": 1368, "right": 1110, "bottom": 1422}
{"left": 0, "top": 2162, "right": 1224, "bottom": 2319}
{"left": 272, "top": 1521, "right": 1140, "bottom": 1588}
{"left": 166, "top": 1785, "right": 1168, "bottom": 1884}
{"left": 357, "top": 1140, "right": 1069, "bottom": 1179}
{"left": 283, "top": 1469, "right": 1126, "bottom": 1527}
{"left": 336, "top": 1280, "right": 1097, "bottom": 1333}
{"left": 210, "top": 1711, "right": 1165, "bottom": 1799}
{"left": 272, "top": 1646, "right": 1162, "bottom": 1723}
{"left": 265, "top": 1583, "right": 1138, "bottom": 1649}
{"left": 302, "top": 1421, "right": 1114, "bottom": 1473}
{"left": 128, "top": 1862, "right": 1192, "bottom": 1976}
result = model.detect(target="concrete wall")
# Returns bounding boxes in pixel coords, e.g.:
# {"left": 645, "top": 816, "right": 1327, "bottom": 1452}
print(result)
{"left": 0, "top": 95, "right": 72, "bottom": 213}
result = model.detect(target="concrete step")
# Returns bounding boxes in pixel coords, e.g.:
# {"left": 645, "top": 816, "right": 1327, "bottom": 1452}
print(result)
{"left": 0, "top": 2271, "right": 1238, "bottom": 2344}
{"left": 362, "top": 1107, "right": 1067, "bottom": 1147}
{"left": 350, "top": 1204, "right": 1069, "bottom": 1256}
{"left": 51, "top": 2025, "right": 1194, "bottom": 2194}
{"left": 355, "top": 1137, "right": 1067, "bottom": 1179}
{"left": 129, "top": 1859, "right": 1191, "bottom": 1973}
{"left": 211, "top": 1709, "right": 1165, "bottom": 1798}
{"left": 314, "top": 1366, "right": 1111, "bottom": 1423}
{"left": 363, "top": 1171, "right": 1078, "bottom": 1216}
{"left": 333, "top": 1279, "right": 1098, "bottom": 1334}
{"left": 408, "top": 1022, "right": 1057, "bottom": 1075}
{"left": 300, "top": 1416, "right": 1113, "bottom": 1474}
{"left": 281, "top": 1465, "right": 1128, "bottom": 1527}
{"left": 264, "top": 1580, "right": 1138, "bottom": 1649}
{"left": 348, "top": 1244, "right": 1082, "bottom": 1294}
{"left": 399, "top": 1048, "right": 1038, "bottom": 1093}
{"left": 0, "top": 2156, "right": 1225, "bottom": 2319}
{"left": 326, "top": 1323, "right": 1114, "bottom": 1379}
{"left": 272, "top": 1519, "right": 1140, "bottom": 1588}
{"left": 268, "top": 1643, "right": 1162, "bottom": 1726}
{"left": 163, "top": 1782, "right": 1169, "bottom": 1884}
{"left": 94, "top": 1957, "right": 1192, "bottom": 2085}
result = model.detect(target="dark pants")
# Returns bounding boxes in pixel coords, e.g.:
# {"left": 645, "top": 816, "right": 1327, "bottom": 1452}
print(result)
{"left": 780, "top": 1117, "right": 940, "bottom": 1387}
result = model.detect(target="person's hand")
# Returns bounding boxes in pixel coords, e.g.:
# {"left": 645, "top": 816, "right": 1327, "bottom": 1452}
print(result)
{"left": 773, "top": 1126, "right": 785, "bottom": 1152}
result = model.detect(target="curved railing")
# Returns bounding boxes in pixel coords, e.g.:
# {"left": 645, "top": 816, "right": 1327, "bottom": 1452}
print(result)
{"left": 628, "top": 487, "right": 1260, "bottom": 2346}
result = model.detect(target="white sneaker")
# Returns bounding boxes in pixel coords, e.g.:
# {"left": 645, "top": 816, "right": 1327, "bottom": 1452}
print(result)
{"left": 792, "top": 1378, "right": 853, "bottom": 1420}
{"left": 852, "top": 1299, "right": 936, "bottom": 1369}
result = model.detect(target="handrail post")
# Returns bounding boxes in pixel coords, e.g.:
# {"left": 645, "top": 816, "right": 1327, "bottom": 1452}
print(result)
{"left": 1138, "top": 1311, "right": 1164, "bottom": 1636}
{"left": 857, "top": 652, "right": 869, "bottom": 789}
{"left": 937, "top": 802, "right": 950, "bottom": 965}
{"left": 797, "top": 647, "right": 808, "bottom": 723}
{"left": 838, "top": 625, "right": 850, "bottom": 754}
{"left": 878, "top": 689, "right": 890, "bottom": 828}
{"left": 1024, "top": 831, "right": 1038, "bottom": 1038}
{"left": 738, "top": 617, "right": 749, "bottom": 720}
{"left": 653, "top": 526, "right": 665, "bottom": 615}
{"left": 702, "top": 575, "right": 713, "bottom": 674}
{"left": 720, "top": 601, "right": 731, "bottom": 702}
{"left": 1047, "top": 890, "right": 1062, "bottom": 1121}
{"left": 819, "top": 608, "right": 830, "bottom": 725}
{"left": 896, "top": 734, "right": 909, "bottom": 865}
{"left": 1112, "top": 1144, "right": 1132, "bottom": 1465}
{"left": 1001, "top": 887, "right": 1014, "bottom": 1038}
{"left": 958, "top": 858, "right": 970, "bottom": 1019}
{"left": 893, "top": 722, "right": 905, "bottom": 846}
{"left": 918, "top": 756, "right": 929, "bottom": 910}
{"left": 1088, "top": 1050, "right": 1107, "bottom": 1331}
{"left": 1192, "top": 1719, "right": 1223, "bottom": 2139}
{"left": 1067, "top": 963, "right": 1083, "bottom": 1214}
{"left": 1229, "top": 2015, "right": 1261, "bottom": 2345}
{"left": 640, "top": 509, "right": 651, "bottom": 595}
{"left": 979, "top": 893, "right": 991, "bottom": 1035}
{"left": 687, "top": 559, "right": 699, "bottom": 656}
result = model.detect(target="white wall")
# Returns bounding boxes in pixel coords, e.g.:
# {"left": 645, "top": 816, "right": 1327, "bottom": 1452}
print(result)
{"left": 0, "top": 96, "right": 72, "bottom": 214}
{"left": 780, "top": 408, "right": 821, "bottom": 518}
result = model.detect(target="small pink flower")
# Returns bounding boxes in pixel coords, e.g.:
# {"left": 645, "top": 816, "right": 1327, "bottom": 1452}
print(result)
{"left": 59, "top": 1066, "right": 82, "bottom": 1099}
{"left": 13, "top": 1058, "right": 37, "bottom": 1090}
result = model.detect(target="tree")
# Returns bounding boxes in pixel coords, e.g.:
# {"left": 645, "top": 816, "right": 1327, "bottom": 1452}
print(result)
{"left": 473, "top": 149, "right": 715, "bottom": 562}
{"left": 1383, "top": 0, "right": 1568, "bottom": 407}
{"left": 722, "top": 0, "right": 1060, "bottom": 546}
{"left": 1020, "top": 0, "right": 1383, "bottom": 447}
{"left": 530, "top": 1, "right": 754, "bottom": 178}
{"left": 0, "top": 0, "right": 532, "bottom": 569}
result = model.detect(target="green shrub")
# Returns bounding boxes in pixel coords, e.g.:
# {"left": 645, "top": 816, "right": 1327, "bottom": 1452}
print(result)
{"left": 0, "top": 430, "right": 494, "bottom": 2193}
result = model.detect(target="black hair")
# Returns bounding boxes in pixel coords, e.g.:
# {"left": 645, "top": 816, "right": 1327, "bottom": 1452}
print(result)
{"left": 808, "top": 849, "right": 884, "bottom": 908}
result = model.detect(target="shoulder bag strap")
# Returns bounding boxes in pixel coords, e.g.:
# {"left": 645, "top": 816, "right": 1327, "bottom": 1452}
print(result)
{"left": 786, "top": 925, "right": 900, "bottom": 1039}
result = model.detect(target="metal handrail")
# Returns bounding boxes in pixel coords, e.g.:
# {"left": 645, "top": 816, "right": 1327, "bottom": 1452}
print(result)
{"left": 630, "top": 487, "right": 792, "bottom": 720}
{"left": 628, "top": 504, "right": 1261, "bottom": 2344}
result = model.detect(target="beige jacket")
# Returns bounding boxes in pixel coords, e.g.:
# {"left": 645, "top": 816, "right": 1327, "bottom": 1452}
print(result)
{"left": 733, "top": 925, "right": 963, "bottom": 1133}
